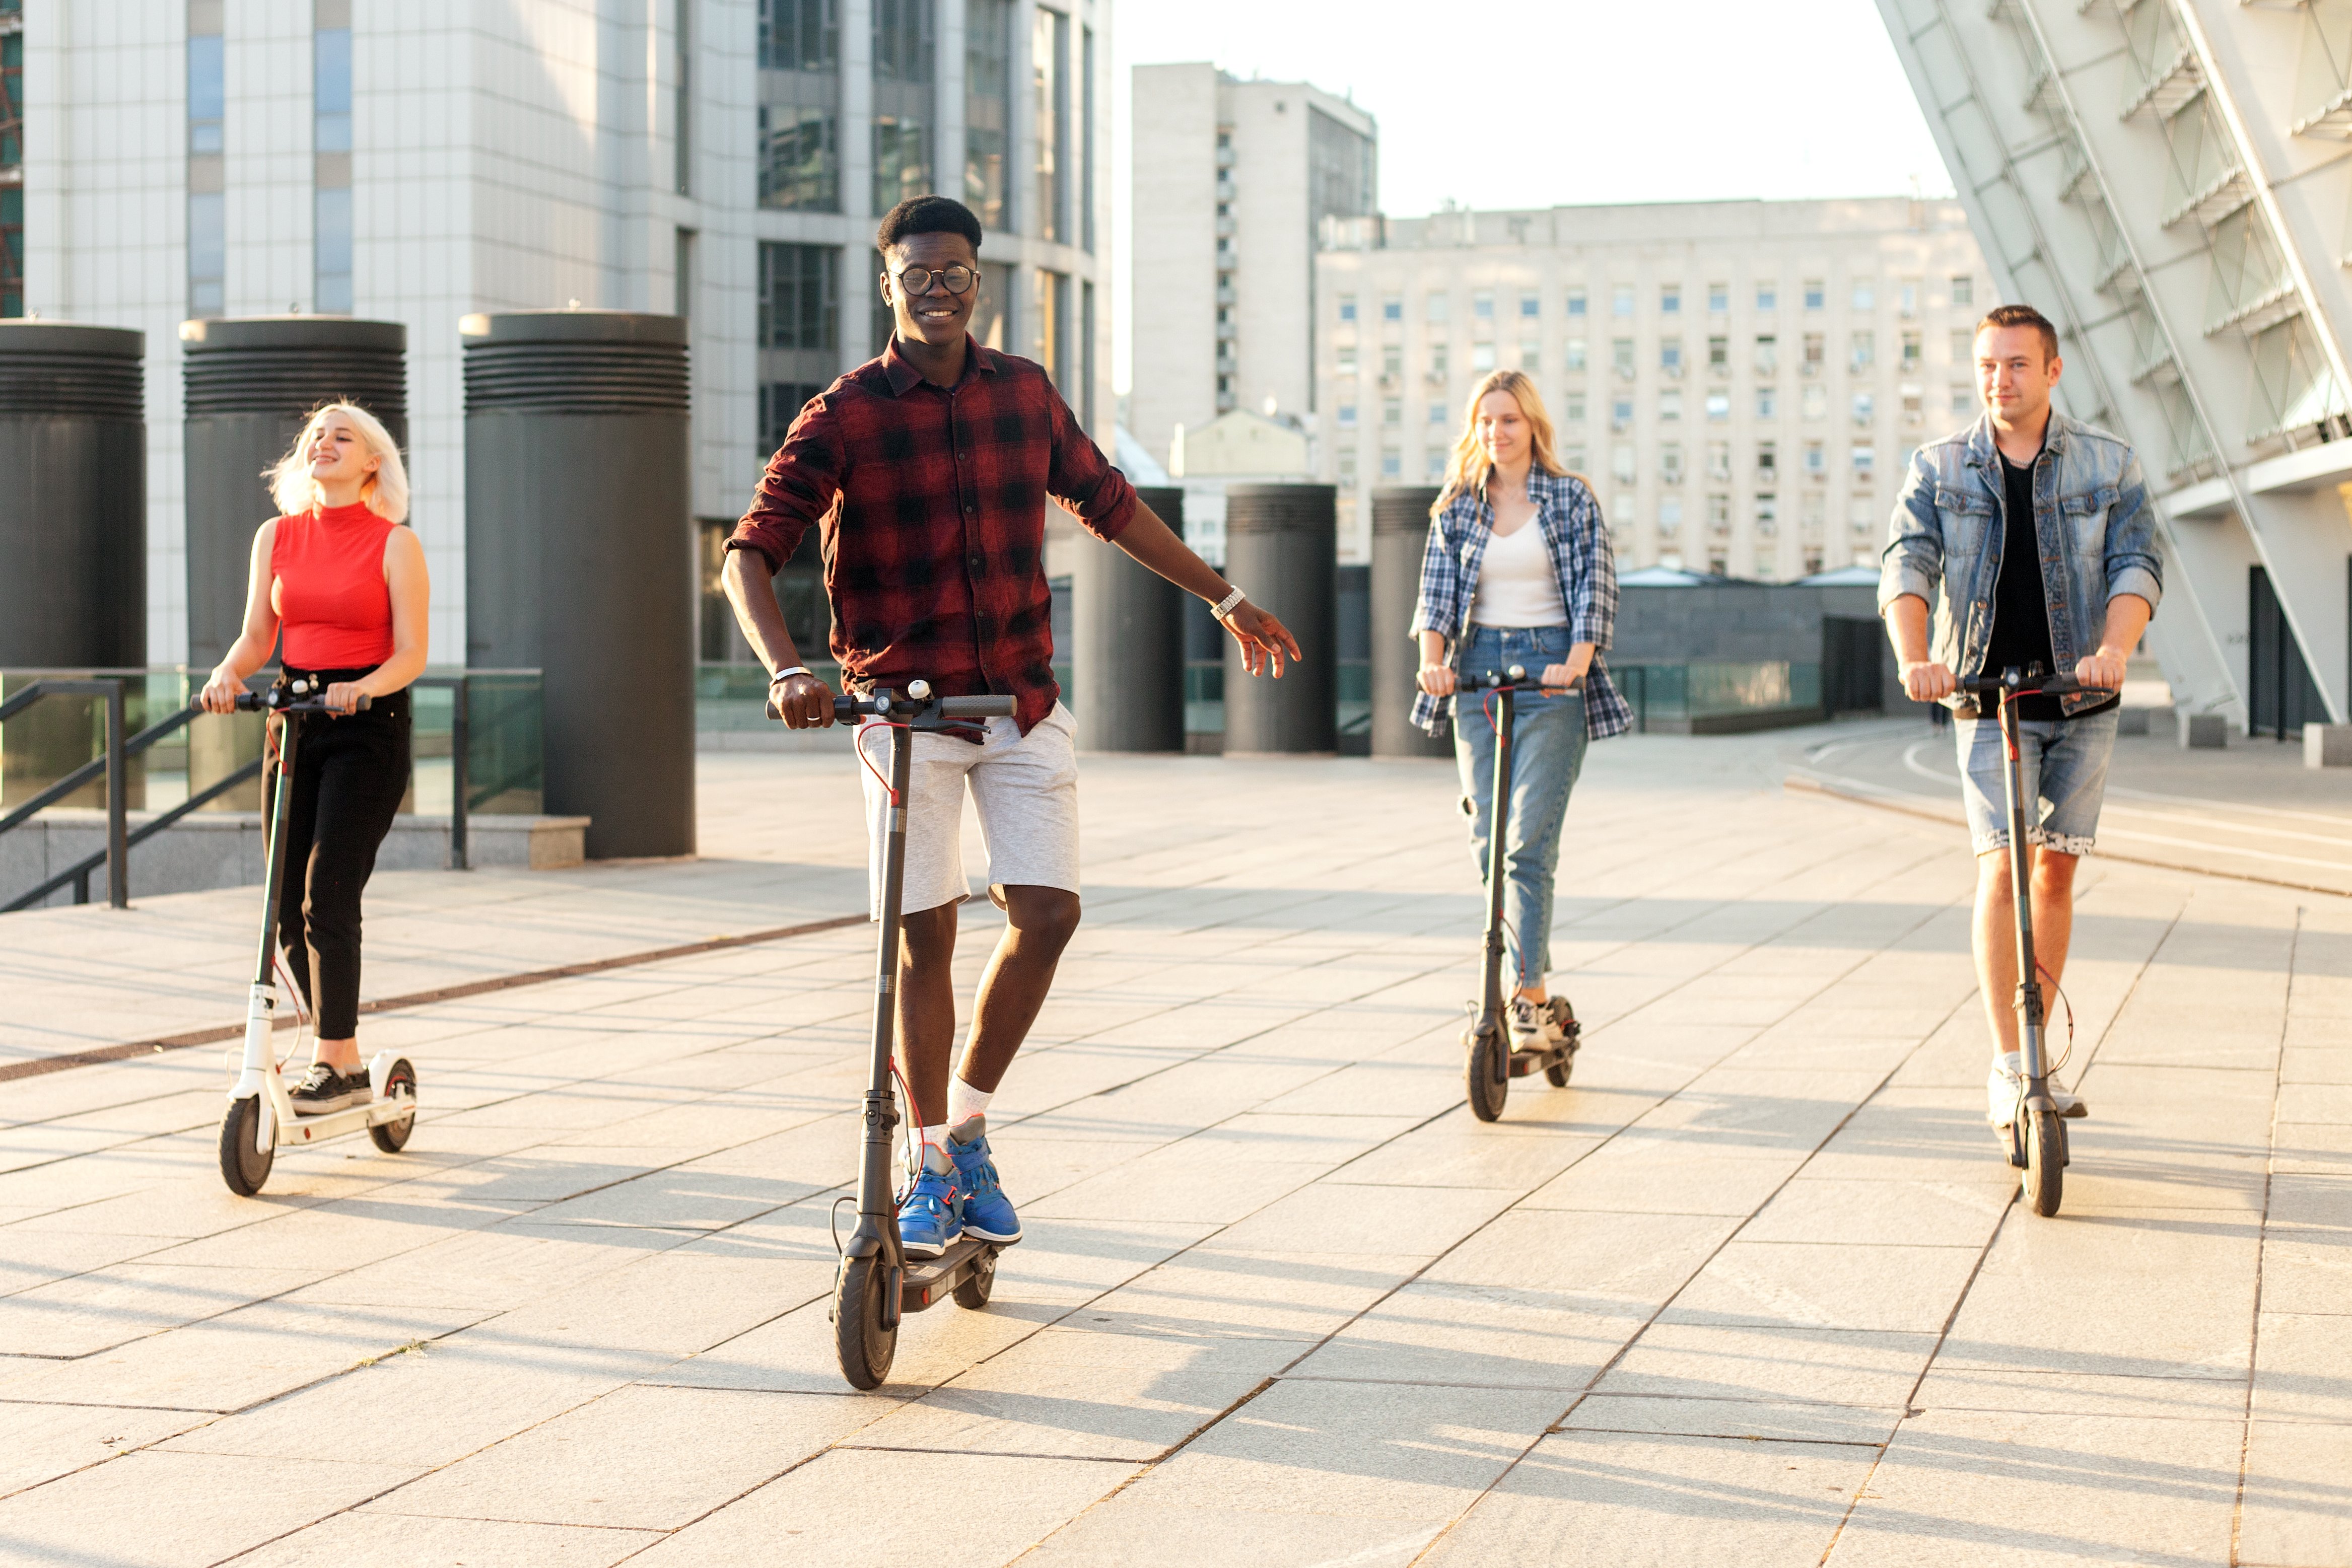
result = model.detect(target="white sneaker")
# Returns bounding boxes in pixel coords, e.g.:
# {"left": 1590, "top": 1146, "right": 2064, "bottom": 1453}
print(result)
{"left": 1509, "top": 997, "right": 1574, "bottom": 1052}
{"left": 1987, "top": 1051, "right": 2085, "bottom": 1125}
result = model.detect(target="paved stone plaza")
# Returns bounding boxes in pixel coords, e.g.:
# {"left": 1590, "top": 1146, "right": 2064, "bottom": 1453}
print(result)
{"left": 1, "top": 727, "right": 2347, "bottom": 1566}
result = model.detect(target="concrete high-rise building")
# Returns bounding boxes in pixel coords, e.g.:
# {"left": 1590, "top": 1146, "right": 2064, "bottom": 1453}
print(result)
{"left": 1314, "top": 199, "right": 1991, "bottom": 575}
{"left": 7, "top": 0, "right": 1115, "bottom": 668}
{"left": 1129, "top": 64, "right": 1374, "bottom": 474}
{"left": 0, "top": 3, "right": 18, "bottom": 320}
{"left": 1875, "top": 0, "right": 2351, "bottom": 731}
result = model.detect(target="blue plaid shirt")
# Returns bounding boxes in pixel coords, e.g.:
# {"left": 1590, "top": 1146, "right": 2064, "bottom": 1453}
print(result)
{"left": 1408, "top": 470, "right": 1630, "bottom": 740}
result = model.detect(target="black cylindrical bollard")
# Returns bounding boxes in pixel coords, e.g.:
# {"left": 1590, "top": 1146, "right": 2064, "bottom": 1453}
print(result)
{"left": 1072, "top": 484, "right": 1185, "bottom": 752}
{"left": 0, "top": 323, "right": 146, "bottom": 668}
{"left": 462, "top": 311, "right": 694, "bottom": 859}
{"left": 181, "top": 316, "right": 408, "bottom": 670}
{"left": 1222, "top": 483, "right": 1337, "bottom": 755}
{"left": 1370, "top": 486, "right": 1451, "bottom": 759}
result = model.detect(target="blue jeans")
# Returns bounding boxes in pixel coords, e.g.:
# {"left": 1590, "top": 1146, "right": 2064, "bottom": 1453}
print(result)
{"left": 1955, "top": 707, "right": 2118, "bottom": 857}
{"left": 1451, "top": 625, "right": 1589, "bottom": 992}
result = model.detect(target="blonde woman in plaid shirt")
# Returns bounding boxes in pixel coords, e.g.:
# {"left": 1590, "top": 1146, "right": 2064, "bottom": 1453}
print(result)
{"left": 1411, "top": 369, "right": 1627, "bottom": 1058}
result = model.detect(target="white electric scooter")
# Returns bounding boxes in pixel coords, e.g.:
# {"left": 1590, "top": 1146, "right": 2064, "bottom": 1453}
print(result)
{"left": 217, "top": 682, "right": 418, "bottom": 1196}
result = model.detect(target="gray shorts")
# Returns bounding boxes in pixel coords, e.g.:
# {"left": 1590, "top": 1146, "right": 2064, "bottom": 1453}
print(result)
{"left": 1955, "top": 707, "right": 2119, "bottom": 857}
{"left": 858, "top": 700, "right": 1081, "bottom": 917}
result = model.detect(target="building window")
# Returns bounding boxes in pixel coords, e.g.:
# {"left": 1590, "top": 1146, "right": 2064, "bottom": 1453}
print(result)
{"left": 1660, "top": 443, "right": 1684, "bottom": 484}
{"left": 1381, "top": 345, "right": 1402, "bottom": 380}
{"left": 1707, "top": 281, "right": 1728, "bottom": 315}
{"left": 1850, "top": 330, "right": 1874, "bottom": 370}
{"left": 187, "top": 6, "right": 226, "bottom": 316}
{"left": 1426, "top": 450, "right": 1445, "bottom": 480}
{"left": 1337, "top": 446, "right": 1357, "bottom": 488}
{"left": 1382, "top": 397, "right": 1402, "bottom": 426}
{"left": 1611, "top": 395, "right": 1634, "bottom": 432}
{"left": 1899, "top": 277, "right": 1920, "bottom": 318}
{"left": 1566, "top": 287, "right": 1586, "bottom": 319}
{"left": 760, "top": 0, "right": 842, "bottom": 211}
{"left": 1852, "top": 391, "right": 1874, "bottom": 424}
{"left": 1612, "top": 442, "right": 1637, "bottom": 484}
{"left": 1756, "top": 387, "right": 1776, "bottom": 419}
{"left": 1706, "top": 492, "right": 1731, "bottom": 528}
{"left": 313, "top": 2, "right": 354, "bottom": 313}
{"left": 1565, "top": 392, "right": 1586, "bottom": 422}
{"left": 1707, "top": 335, "right": 1728, "bottom": 376}
{"left": 1519, "top": 295, "right": 1540, "bottom": 319}
{"left": 1337, "top": 402, "right": 1357, "bottom": 427}
{"left": 1562, "top": 443, "right": 1586, "bottom": 471}
{"left": 758, "top": 242, "right": 838, "bottom": 452}
{"left": 1756, "top": 282, "right": 1776, "bottom": 312}
{"left": 1032, "top": 5, "right": 1068, "bottom": 241}
{"left": 1803, "top": 383, "right": 1827, "bottom": 420}
{"left": 1473, "top": 290, "right": 1494, "bottom": 320}
{"left": 1079, "top": 26, "right": 1095, "bottom": 252}
{"left": 0, "top": 5, "right": 17, "bottom": 318}
{"left": 1612, "top": 283, "right": 1635, "bottom": 318}
{"left": 1428, "top": 402, "right": 1447, "bottom": 426}
{"left": 1660, "top": 337, "right": 1683, "bottom": 377}
{"left": 1660, "top": 283, "right": 1681, "bottom": 316}
{"left": 1705, "top": 391, "right": 1730, "bottom": 423}
{"left": 1659, "top": 496, "right": 1683, "bottom": 534}
{"left": 1951, "top": 386, "right": 1974, "bottom": 415}
{"left": 1851, "top": 444, "right": 1876, "bottom": 479}
{"left": 1471, "top": 342, "right": 1495, "bottom": 373}
{"left": 1852, "top": 279, "right": 1875, "bottom": 311}
{"left": 1658, "top": 389, "right": 1682, "bottom": 421}
{"left": 872, "top": 0, "right": 934, "bottom": 215}
{"left": 1754, "top": 335, "right": 1777, "bottom": 376}
{"left": 0, "top": 188, "right": 19, "bottom": 320}
{"left": 1706, "top": 441, "right": 1731, "bottom": 481}
{"left": 1757, "top": 441, "right": 1777, "bottom": 480}
{"left": 1901, "top": 331, "right": 1921, "bottom": 371}
{"left": 1565, "top": 337, "right": 1587, "bottom": 372}
{"left": 1381, "top": 447, "right": 1402, "bottom": 479}
{"left": 1902, "top": 387, "right": 1924, "bottom": 426}
{"left": 1427, "top": 291, "right": 1449, "bottom": 323}
{"left": 1382, "top": 294, "right": 1403, "bottom": 322}
{"left": 1755, "top": 492, "right": 1778, "bottom": 534}
{"left": 1335, "top": 345, "right": 1358, "bottom": 378}
{"left": 1035, "top": 268, "right": 1071, "bottom": 387}
{"left": 962, "top": 0, "right": 1011, "bottom": 227}
{"left": 1805, "top": 440, "right": 1825, "bottom": 477}
{"left": 1519, "top": 342, "right": 1539, "bottom": 374}
{"left": 1338, "top": 293, "right": 1357, "bottom": 323}
{"left": 1430, "top": 343, "right": 1449, "bottom": 378}
{"left": 1951, "top": 327, "right": 1972, "bottom": 365}
{"left": 1804, "top": 332, "right": 1825, "bottom": 374}
{"left": 1951, "top": 274, "right": 1974, "bottom": 307}
{"left": 1804, "top": 278, "right": 1825, "bottom": 311}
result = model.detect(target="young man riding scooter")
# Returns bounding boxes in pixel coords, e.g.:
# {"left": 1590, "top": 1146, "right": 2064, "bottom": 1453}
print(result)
{"left": 722, "top": 195, "right": 1300, "bottom": 1258}
{"left": 1879, "top": 304, "right": 2160, "bottom": 1131}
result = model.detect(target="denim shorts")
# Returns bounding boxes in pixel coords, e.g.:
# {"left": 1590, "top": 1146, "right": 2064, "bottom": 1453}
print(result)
{"left": 1955, "top": 707, "right": 2119, "bottom": 857}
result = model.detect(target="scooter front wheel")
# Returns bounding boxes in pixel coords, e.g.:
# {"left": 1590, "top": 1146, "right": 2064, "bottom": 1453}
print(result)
{"left": 219, "top": 1096, "right": 274, "bottom": 1196}
{"left": 369, "top": 1058, "right": 418, "bottom": 1153}
{"left": 2023, "top": 1108, "right": 2065, "bottom": 1217}
{"left": 833, "top": 1255, "right": 897, "bottom": 1390}
{"left": 1466, "top": 1024, "right": 1508, "bottom": 1123}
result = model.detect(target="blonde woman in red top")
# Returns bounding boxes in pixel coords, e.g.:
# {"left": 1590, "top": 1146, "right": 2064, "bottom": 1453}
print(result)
{"left": 199, "top": 403, "right": 429, "bottom": 1114}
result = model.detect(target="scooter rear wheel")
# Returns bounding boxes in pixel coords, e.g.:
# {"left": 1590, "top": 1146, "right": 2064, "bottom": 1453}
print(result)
{"left": 834, "top": 1255, "right": 897, "bottom": 1390}
{"left": 952, "top": 1247, "right": 996, "bottom": 1309}
{"left": 1544, "top": 998, "right": 1578, "bottom": 1088}
{"left": 1466, "top": 1024, "right": 1508, "bottom": 1123}
{"left": 2023, "top": 1108, "right": 2065, "bottom": 1217}
{"left": 369, "top": 1058, "right": 418, "bottom": 1153}
{"left": 219, "top": 1096, "right": 274, "bottom": 1196}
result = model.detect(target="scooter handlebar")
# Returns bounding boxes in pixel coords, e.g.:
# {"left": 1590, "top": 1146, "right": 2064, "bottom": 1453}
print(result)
{"left": 764, "top": 685, "right": 1018, "bottom": 723}
{"left": 228, "top": 689, "right": 371, "bottom": 714}
{"left": 938, "top": 695, "right": 1017, "bottom": 718}
{"left": 1463, "top": 665, "right": 1584, "bottom": 694}
{"left": 1957, "top": 670, "right": 2090, "bottom": 700}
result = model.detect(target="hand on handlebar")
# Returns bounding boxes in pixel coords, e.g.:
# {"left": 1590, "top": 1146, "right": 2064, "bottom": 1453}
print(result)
{"left": 767, "top": 670, "right": 838, "bottom": 729}
{"left": 321, "top": 681, "right": 368, "bottom": 716}
{"left": 2073, "top": 649, "right": 2128, "bottom": 691}
{"left": 1416, "top": 664, "right": 1457, "bottom": 697}
{"left": 1539, "top": 661, "right": 1588, "bottom": 694}
{"left": 1901, "top": 660, "right": 1958, "bottom": 703}
{"left": 198, "top": 669, "right": 245, "bottom": 714}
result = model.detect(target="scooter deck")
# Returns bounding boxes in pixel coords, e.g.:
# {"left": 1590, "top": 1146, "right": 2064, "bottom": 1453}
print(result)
{"left": 274, "top": 1092, "right": 417, "bottom": 1147}
{"left": 1506, "top": 1045, "right": 1573, "bottom": 1079}
{"left": 901, "top": 1235, "right": 998, "bottom": 1313}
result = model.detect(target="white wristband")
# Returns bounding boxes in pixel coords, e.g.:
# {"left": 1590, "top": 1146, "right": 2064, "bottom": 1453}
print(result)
{"left": 1211, "top": 586, "right": 1247, "bottom": 619}
{"left": 769, "top": 665, "right": 810, "bottom": 685}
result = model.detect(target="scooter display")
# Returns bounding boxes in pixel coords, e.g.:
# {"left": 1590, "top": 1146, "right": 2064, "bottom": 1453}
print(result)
{"left": 1458, "top": 665, "right": 1581, "bottom": 1123}
{"left": 1959, "top": 665, "right": 2093, "bottom": 1218}
{"left": 216, "top": 681, "right": 419, "bottom": 1196}
{"left": 769, "top": 679, "right": 1018, "bottom": 1389}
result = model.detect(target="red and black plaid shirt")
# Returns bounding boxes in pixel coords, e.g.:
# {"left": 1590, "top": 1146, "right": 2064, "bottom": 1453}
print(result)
{"left": 726, "top": 336, "right": 1136, "bottom": 734}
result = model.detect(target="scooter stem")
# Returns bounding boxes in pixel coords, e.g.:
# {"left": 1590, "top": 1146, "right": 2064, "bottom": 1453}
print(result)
{"left": 849, "top": 702, "right": 912, "bottom": 1270}
{"left": 1997, "top": 693, "right": 2049, "bottom": 1092}
{"left": 234, "top": 712, "right": 304, "bottom": 1102}
{"left": 1480, "top": 684, "right": 1516, "bottom": 1032}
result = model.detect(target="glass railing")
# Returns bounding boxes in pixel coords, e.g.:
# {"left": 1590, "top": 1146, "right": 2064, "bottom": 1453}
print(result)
{"left": 0, "top": 666, "right": 543, "bottom": 819}
{"left": 1612, "top": 660, "right": 1823, "bottom": 733}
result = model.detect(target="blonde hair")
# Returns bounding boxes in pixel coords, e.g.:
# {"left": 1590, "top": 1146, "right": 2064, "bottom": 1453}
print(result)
{"left": 1432, "top": 369, "right": 1572, "bottom": 517}
{"left": 266, "top": 401, "right": 410, "bottom": 523}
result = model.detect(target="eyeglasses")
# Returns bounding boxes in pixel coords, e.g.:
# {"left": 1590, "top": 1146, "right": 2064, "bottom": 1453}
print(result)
{"left": 889, "top": 264, "right": 979, "bottom": 296}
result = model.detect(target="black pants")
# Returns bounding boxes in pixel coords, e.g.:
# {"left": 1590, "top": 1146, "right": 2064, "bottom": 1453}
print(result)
{"left": 267, "top": 669, "right": 410, "bottom": 1039}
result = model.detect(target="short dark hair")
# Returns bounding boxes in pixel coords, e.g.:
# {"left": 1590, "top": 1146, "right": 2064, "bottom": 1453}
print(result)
{"left": 875, "top": 196, "right": 983, "bottom": 256}
{"left": 1976, "top": 304, "right": 2059, "bottom": 364}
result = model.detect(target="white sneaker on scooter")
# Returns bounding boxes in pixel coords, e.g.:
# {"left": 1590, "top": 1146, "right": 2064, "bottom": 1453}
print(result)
{"left": 1510, "top": 997, "right": 1575, "bottom": 1053}
{"left": 1986, "top": 1052, "right": 2084, "bottom": 1127}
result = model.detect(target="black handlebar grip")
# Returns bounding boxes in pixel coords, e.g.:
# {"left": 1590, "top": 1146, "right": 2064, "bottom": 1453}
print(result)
{"left": 231, "top": 692, "right": 264, "bottom": 711}
{"left": 939, "top": 695, "right": 1017, "bottom": 718}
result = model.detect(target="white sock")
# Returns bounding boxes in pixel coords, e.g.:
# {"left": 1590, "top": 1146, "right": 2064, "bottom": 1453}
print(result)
{"left": 911, "top": 1123, "right": 950, "bottom": 1169}
{"left": 946, "top": 1076, "right": 994, "bottom": 1128}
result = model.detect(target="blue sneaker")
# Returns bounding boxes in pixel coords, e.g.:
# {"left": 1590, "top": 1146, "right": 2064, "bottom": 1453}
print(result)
{"left": 896, "top": 1147, "right": 961, "bottom": 1259}
{"left": 949, "top": 1116, "right": 1021, "bottom": 1244}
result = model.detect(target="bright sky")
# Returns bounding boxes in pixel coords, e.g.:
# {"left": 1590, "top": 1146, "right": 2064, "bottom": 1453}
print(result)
{"left": 1110, "top": 0, "right": 1958, "bottom": 394}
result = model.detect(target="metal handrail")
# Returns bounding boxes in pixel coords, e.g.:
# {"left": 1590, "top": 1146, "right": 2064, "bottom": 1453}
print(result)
{"left": 0, "top": 680, "right": 126, "bottom": 907}
{"left": 6, "top": 756, "right": 264, "bottom": 912}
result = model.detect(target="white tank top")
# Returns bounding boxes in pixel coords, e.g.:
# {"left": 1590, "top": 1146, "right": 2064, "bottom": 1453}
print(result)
{"left": 1469, "top": 515, "right": 1569, "bottom": 628}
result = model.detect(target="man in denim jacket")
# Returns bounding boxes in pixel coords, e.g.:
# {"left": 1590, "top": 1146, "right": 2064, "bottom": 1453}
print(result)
{"left": 1879, "top": 304, "right": 2161, "bottom": 1130}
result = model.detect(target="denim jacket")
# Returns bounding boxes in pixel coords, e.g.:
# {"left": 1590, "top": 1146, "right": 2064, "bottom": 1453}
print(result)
{"left": 1408, "top": 469, "right": 1631, "bottom": 740}
{"left": 1878, "top": 410, "right": 2162, "bottom": 718}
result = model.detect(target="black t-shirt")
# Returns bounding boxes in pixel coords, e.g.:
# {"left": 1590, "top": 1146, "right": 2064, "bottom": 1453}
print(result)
{"left": 1985, "top": 451, "right": 2116, "bottom": 723}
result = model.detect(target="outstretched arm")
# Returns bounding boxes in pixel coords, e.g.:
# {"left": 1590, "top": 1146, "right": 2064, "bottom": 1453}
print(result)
{"left": 1110, "top": 501, "right": 1304, "bottom": 678}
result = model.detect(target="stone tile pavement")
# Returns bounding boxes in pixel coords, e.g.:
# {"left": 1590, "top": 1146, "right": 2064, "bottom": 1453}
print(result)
{"left": 0, "top": 731, "right": 2346, "bottom": 1565}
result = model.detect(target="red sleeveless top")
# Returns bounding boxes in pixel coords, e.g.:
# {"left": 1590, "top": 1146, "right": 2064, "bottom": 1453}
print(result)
{"left": 272, "top": 503, "right": 397, "bottom": 668}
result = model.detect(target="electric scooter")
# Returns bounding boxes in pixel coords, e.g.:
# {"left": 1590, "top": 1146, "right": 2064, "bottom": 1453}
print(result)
{"left": 216, "top": 681, "right": 419, "bottom": 1196}
{"left": 767, "top": 679, "right": 1017, "bottom": 1389}
{"left": 1458, "top": 665, "right": 1582, "bottom": 1123}
{"left": 1959, "top": 665, "right": 2093, "bottom": 1219}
